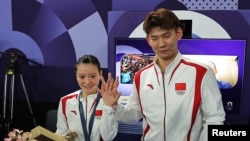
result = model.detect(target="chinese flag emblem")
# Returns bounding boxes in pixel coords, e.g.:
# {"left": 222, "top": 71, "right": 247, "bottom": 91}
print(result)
{"left": 95, "top": 110, "right": 102, "bottom": 117}
{"left": 175, "top": 83, "right": 186, "bottom": 90}
{"left": 175, "top": 83, "right": 186, "bottom": 95}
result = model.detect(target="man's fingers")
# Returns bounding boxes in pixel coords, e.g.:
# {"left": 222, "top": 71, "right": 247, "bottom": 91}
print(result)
{"left": 100, "top": 76, "right": 107, "bottom": 86}
{"left": 113, "top": 76, "right": 119, "bottom": 88}
{"left": 100, "top": 76, "right": 107, "bottom": 92}
{"left": 107, "top": 73, "right": 115, "bottom": 89}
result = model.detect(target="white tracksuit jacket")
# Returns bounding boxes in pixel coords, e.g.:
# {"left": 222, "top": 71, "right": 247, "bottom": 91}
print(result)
{"left": 105, "top": 52, "right": 225, "bottom": 141}
{"left": 56, "top": 90, "right": 118, "bottom": 141}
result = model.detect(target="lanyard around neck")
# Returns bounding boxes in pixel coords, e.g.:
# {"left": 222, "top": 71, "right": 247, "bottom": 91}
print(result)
{"left": 79, "top": 91, "right": 101, "bottom": 141}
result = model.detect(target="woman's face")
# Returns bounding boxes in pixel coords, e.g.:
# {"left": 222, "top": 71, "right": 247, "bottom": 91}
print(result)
{"left": 76, "top": 63, "right": 101, "bottom": 95}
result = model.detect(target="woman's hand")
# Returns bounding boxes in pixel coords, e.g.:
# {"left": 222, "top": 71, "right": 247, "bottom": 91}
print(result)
{"left": 65, "top": 131, "right": 78, "bottom": 141}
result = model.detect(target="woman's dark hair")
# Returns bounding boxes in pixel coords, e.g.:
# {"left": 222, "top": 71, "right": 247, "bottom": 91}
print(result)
{"left": 75, "top": 54, "right": 101, "bottom": 72}
{"left": 143, "top": 8, "right": 181, "bottom": 35}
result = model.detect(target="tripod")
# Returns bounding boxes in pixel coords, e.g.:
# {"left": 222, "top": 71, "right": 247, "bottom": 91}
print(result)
{"left": 2, "top": 52, "right": 37, "bottom": 134}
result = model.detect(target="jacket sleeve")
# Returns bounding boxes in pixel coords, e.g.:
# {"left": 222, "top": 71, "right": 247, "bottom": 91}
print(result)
{"left": 55, "top": 98, "right": 69, "bottom": 136}
{"left": 199, "top": 68, "right": 226, "bottom": 141}
{"left": 100, "top": 103, "right": 118, "bottom": 141}
{"left": 111, "top": 83, "right": 143, "bottom": 124}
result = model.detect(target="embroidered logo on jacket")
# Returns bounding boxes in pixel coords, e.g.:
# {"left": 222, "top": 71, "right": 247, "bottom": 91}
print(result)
{"left": 70, "top": 110, "right": 77, "bottom": 115}
{"left": 175, "top": 83, "right": 186, "bottom": 95}
{"left": 147, "top": 84, "right": 154, "bottom": 89}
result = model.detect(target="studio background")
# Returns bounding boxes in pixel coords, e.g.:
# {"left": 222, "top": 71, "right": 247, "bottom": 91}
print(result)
{"left": 0, "top": 0, "right": 250, "bottom": 140}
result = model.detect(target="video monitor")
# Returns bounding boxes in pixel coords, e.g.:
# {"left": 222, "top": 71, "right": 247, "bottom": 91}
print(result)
{"left": 114, "top": 38, "right": 246, "bottom": 114}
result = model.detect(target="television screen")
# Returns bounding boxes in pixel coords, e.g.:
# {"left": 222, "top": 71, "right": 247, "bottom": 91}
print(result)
{"left": 114, "top": 38, "right": 246, "bottom": 114}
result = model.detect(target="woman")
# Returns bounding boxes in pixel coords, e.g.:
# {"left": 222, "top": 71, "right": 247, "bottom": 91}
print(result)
{"left": 55, "top": 54, "right": 118, "bottom": 141}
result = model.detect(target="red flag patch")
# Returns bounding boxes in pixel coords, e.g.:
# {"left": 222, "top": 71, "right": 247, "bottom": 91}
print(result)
{"left": 175, "top": 83, "right": 186, "bottom": 90}
{"left": 95, "top": 110, "right": 102, "bottom": 116}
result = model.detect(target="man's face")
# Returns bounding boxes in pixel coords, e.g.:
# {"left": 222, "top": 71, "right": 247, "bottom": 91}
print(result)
{"left": 146, "top": 27, "right": 183, "bottom": 62}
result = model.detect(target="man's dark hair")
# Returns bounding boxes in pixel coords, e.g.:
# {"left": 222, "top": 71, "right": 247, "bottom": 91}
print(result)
{"left": 143, "top": 8, "right": 181, "bottom": 35}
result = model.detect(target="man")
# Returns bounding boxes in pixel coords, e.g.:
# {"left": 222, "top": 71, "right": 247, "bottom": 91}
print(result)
{"left": 101, "top": 8, "right": 225, "bottom": 141}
